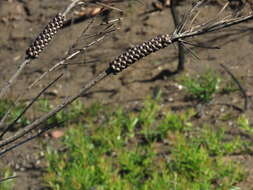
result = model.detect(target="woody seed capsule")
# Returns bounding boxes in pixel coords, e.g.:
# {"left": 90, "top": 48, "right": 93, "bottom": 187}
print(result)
{"left": 26, "top": 13, "right": 65, "bottom": 59}
{"left": 109, "top": 34, "right": 172, "bottom": 74}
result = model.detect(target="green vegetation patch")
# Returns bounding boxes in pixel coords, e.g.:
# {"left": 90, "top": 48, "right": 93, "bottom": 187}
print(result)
{"left": 0, "top": 168, "right": 15, "bottom": 190}
{"left": 181, "top": 71, "right": 220, "bottom": 103}
{"left": 44, "top": 99, "right": 245, "bottom": 190}
{"left": 0, "top": 99, "right": 30, "bottom": 127}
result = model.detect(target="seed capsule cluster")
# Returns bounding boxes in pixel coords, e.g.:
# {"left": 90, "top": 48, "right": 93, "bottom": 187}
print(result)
{"left": 26, "top": 13, "right": 65, "bottom": 59}
{"left": 109, "top": 34, "right": 171, "bottom": 74}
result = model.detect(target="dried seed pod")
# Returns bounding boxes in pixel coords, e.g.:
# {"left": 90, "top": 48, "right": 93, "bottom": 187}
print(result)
{"left": 109, "top": 34, "right": 172, "bottom": 74}
{"left": 26, "top": 13, "right": 65, "bottom": 59}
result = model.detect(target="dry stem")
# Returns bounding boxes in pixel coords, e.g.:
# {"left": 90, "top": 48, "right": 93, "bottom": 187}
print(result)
{"left": 220, "top": 63, "right": 248, "bottom": 111}
{"left": 0, "top": 1, "right": 81, "bottom": 99}
{"left": 1, "top": 2, "right": 253, "bottom": 154}
{"left": 0, "top": 69, "right": 110, "bottom": 149}
{"left": 170, "top": 0, "right": 185, "bottom": 72}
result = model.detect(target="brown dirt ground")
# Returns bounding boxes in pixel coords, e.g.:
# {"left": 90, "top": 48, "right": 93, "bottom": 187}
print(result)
{"left": 1, "top": 0, "right": 253, "bottom": 189}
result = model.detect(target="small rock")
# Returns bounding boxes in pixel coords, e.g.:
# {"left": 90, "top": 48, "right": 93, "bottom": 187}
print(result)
{"left": 168, "top": 97, "right": 174, "bottom": 102}
{"left": 36, "top": 160, "right": 41, "bottom": 166}
{"left": 40, "top": 151, "right": 45, "bottom": 157}
{"left": 50, "top": 130, "right": 64, "bottom": 139}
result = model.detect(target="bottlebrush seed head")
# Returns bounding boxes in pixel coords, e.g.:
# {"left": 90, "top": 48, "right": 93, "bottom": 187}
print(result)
{"left": 109, "top": 34, "right": 171, "bottom": 74}
{"left": 26, "top": 13, "right": 65, "bottom": 59}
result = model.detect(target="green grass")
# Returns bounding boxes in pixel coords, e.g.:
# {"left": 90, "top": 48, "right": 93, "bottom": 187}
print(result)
{"left": 0, "top": 98, "right": 85, "bottom": 131}
{"left": 0, "top": 168, "right": 15, "bottom": 190}
{"left": 0, "top": 98, "right": 87, "bottom": 190}
{"left": 0, "top": 99, "right": 30, "bottom": 128}
{"left": 44, "top": 98, "right": 246, "bottom": 190}
{"left": 237, "top": 115, "right": 253, "bottom": 135}
{"left": 37, "top": 99, "right": 85, "bottom": 126}
{"left": 181, "top": 71, "right": 220, "bottom": 103}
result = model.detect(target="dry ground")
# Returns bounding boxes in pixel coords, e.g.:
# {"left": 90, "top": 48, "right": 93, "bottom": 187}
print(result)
{"left": 1, "top": 0, "right": 253, "bottom": 189}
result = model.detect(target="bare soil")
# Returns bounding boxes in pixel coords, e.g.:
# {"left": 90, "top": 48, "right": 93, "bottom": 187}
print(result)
{"left": 1, "top": 0, "right": 253, "bottom": 189}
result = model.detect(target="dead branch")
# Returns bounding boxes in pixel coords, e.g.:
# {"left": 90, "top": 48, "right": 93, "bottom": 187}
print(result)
{"left": 0, "top": 0, "right": 81, "bottom": 99}
{"left": 0, "top": 176, "right": 17, "bottom": 183}
{"left": 0, "top": 70, "right": 109, "bottom": 149}
{"left": 29, "top": 19, "right": 118, "bottom": 89}
{"left": 0, "top": 122, "right": 57, "bottom": 157}
{"left": 170, "top": 0, "right": 185, "bottom": 72}
{"left": 220, "top": 63, "right": 248, "bottom": 111}
{"left": 0, "top": 18, "right": 118, "bottom": 132}
{"left": 1, "top": 2, "right": 253, "bottom": 154}
{"left": 0, "top": 74, "right": 63, "bottom": 139}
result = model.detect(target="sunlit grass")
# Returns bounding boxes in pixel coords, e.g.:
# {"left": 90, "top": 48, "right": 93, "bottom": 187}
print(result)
{"left": 0, "top": 99, "right": 30, "bottom": 127}
{"left": 44, "top": 98, "right": 246, "bottom": 190}
{"left": 0, "top": 169, "right": 15, "bottom": 190}
{"left": 180, "top": 71, "right": 220, "bottom": 103}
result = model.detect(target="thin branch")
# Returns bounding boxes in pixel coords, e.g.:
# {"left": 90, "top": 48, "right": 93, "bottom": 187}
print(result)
{"left": 170, "top": 0, "right": 185, "bottom": 72}
{"left": 0, "top": 69, "right": 111, "bottom": 149}
{"left": 179, "top": 39, "right": 220, "bottom": 49}
{"left": 29, "top": 21, "right": 117, "bottom": 89}
{"left": 192, "top": 2, "right": 230, "bottom": 32}
{"left": 178, "top": 14, "right": 253, "bottom": 39}
{"left": 214, "top": 102, "right": 243, "bottom": 112}
{"left": 176, "top": 0, "right": 207, "bottom": 34}
{"left": 0, "top": 17, "right": 117, "bottom": 132}
{"left": 0, "top": 59, "right": 31, "bottom": 99}
{"left": 0, "top": 176, "right": 17, "bottom": 183}
{"left": 0, "top": 108, "right": 12, "bottom": 130}
{"left": 220, "top": 63, "right": 248, "bottom": 111}
{"left": 95, "top": 2, "right": 124, "bottom": 12}
{"left": 0, "top": 1, "right": 79, "bottom": 99}
{"left": 0, "top": 73, "right": 64, "bottom": 139}
{"left": 0, "top": 124, "right": 55, "bottom": 157}
{"left": 1, "top": 7, "right": 253, "bottom": 151}
{"left": 62, "top": 0, "right": 81, "bottom": 17}
{"left": 180, "top": 43, "right": 200, "bottom": 60}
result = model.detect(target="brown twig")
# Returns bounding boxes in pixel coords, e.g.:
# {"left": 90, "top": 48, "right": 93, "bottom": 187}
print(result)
{"left": 170, "top": 0, "right": 185, "bottom": 72}
{"left": 0, "top": 1, "right": 80, "bottom": 99}
{"left": 29, "top": 19, "right": 118, "bottom": 88}
{"left": 62, "top": 0, "right": 81, "bottom": 17}
{"left": 0, "top": 5, "right": 118, "bottom": 133}
{"left": 0, "top": 69, "right": 111, "bottom": 149}
{"left": 0, "top": 176, "right": 17, "bottom": 183}
{"left": 0, "top": 59, "right": 30, "bottom": 98}
{"left": 0, "top": 122, "right": 58, "bottom": 157}
{"left": 179, "top": 14, "right": 253, "bottom": 38}
{"left": 0, "top": 73, "right": 64, "bottom": 139}
{"left": 178, "top": 39, "right": 220, "bottom": 49}
{"left": 1, "top": 4, "right": 253, "bottom": 152}
{"left": 109, "top": 13, "right": 253, "bottom": 73}
{"left": 220, "top": 63, "right": 248, "bottom": 111}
